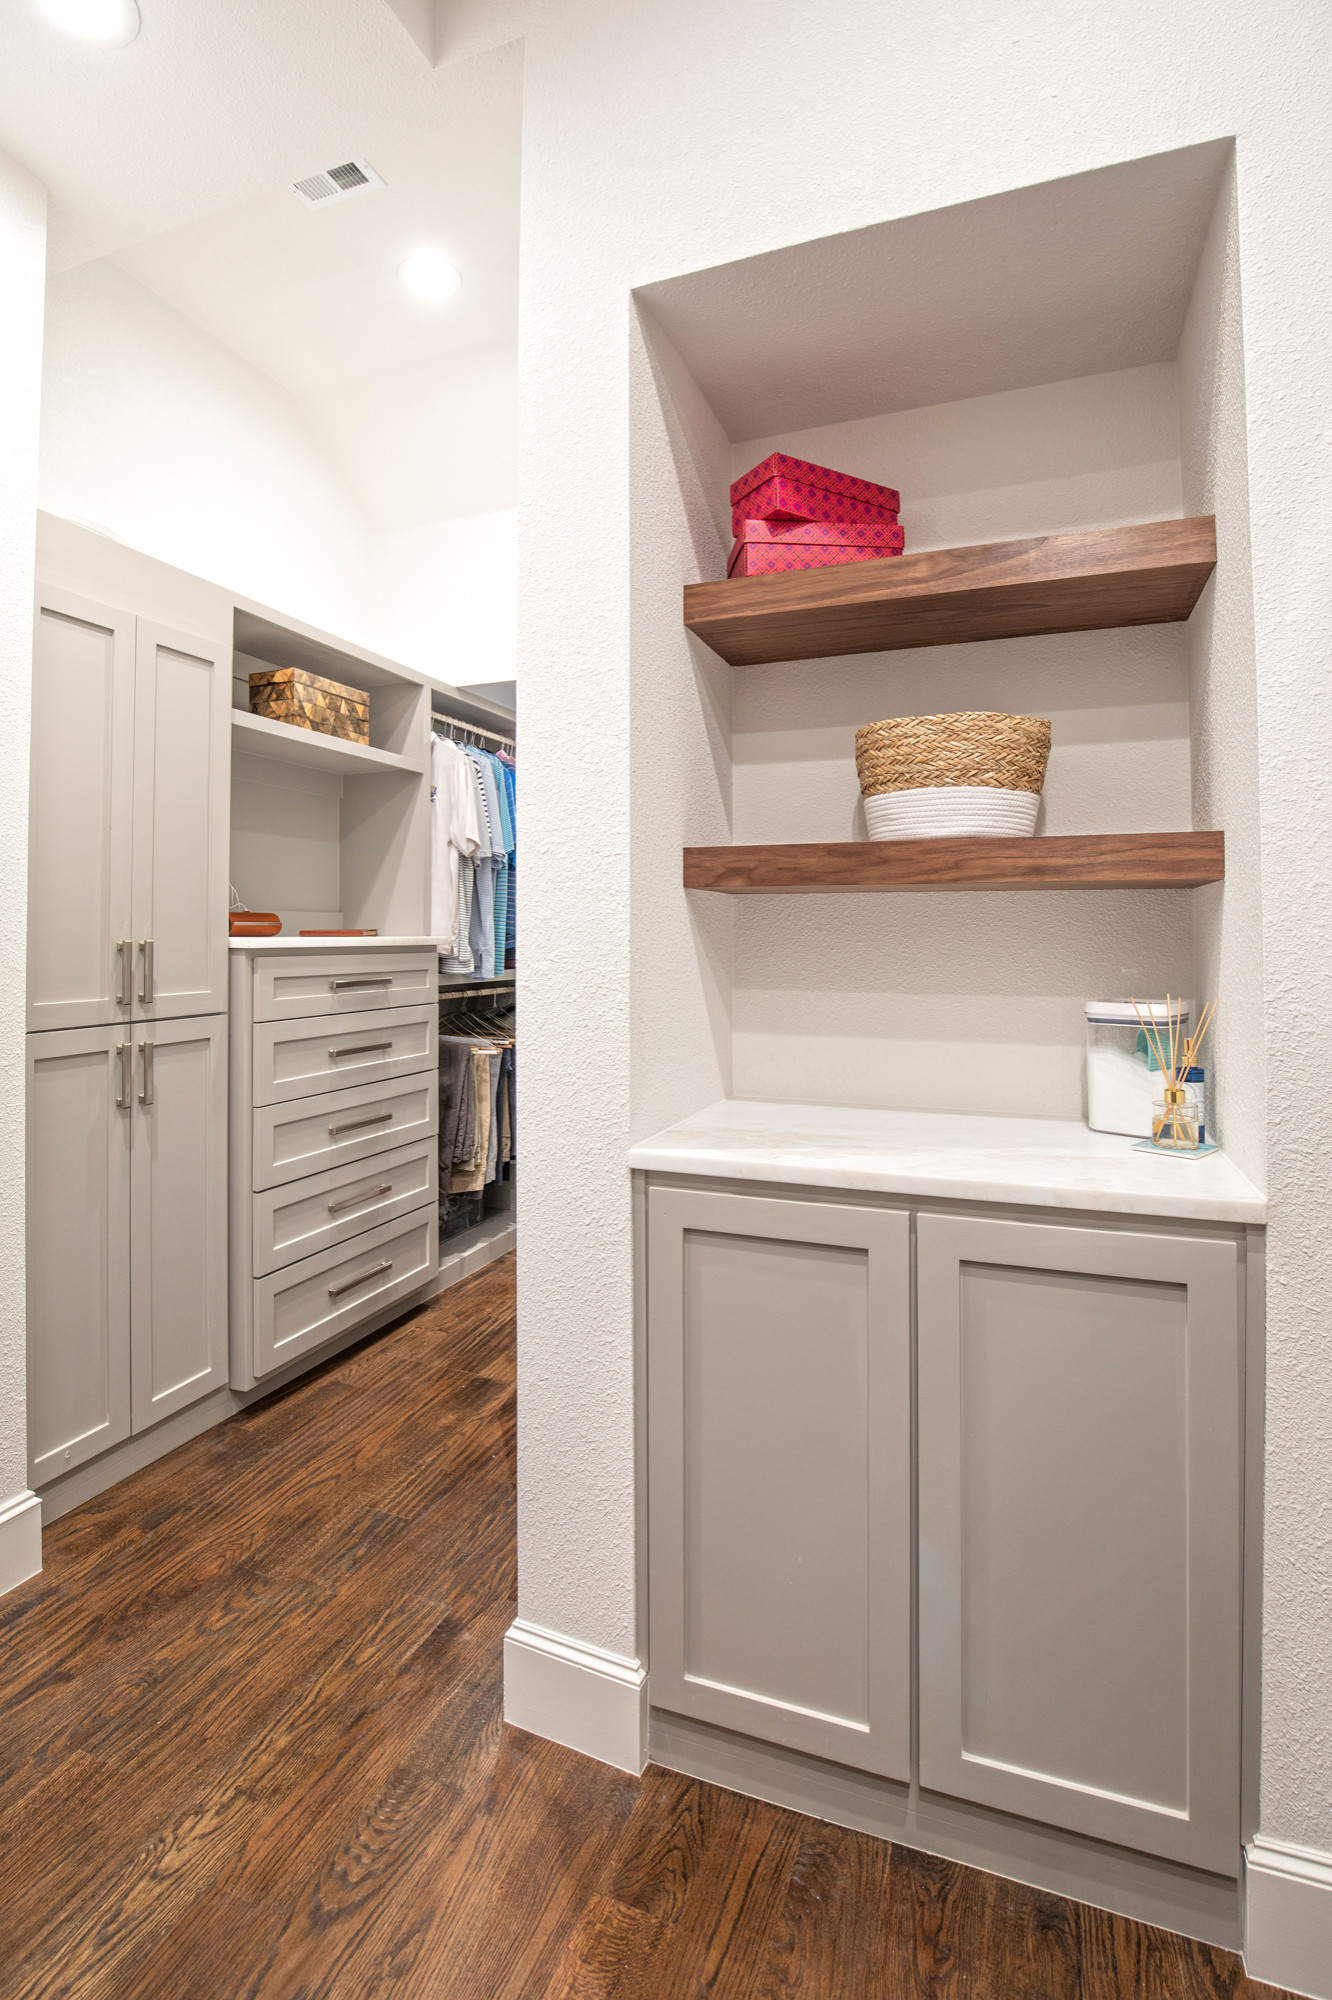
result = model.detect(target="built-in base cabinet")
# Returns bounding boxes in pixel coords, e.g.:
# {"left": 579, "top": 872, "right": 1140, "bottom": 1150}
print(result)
{"left": 647, "top": 1183, "right": 1245, "bottom": 1880}
{"left": 648, "top": 1187, "right": 911, "bottom": 1778}
{"left": 27, "top": 1017, "right": 228, "bottom": 1484}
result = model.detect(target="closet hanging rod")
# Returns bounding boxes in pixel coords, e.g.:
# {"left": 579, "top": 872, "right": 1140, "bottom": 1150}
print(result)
{"left": 432, "top": 716, "right": 515, "bottom": 752}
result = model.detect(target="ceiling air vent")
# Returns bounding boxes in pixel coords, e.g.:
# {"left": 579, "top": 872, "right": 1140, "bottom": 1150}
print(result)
{"left": 292, "top": 159, "right": 385, "bottom": 209}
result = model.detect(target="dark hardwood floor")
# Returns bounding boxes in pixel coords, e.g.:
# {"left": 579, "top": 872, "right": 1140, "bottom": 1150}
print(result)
{"left": 0, "top": 1255, "right": 1289, "bottom": 1998}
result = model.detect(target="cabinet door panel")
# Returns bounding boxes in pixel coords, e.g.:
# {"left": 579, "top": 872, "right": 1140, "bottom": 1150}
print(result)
{"left": 649, "top": 1186, "right": 910, "bottom": 1778}
{"left": 131, "top": 622, "right": 230, "bottom": 1020}
{"left": 130, "top": 1015, "right": 228, "bottom": 1430}
{"left": 27, "top": 1027, "right": 131, "bottom": 1482}
{"left": 917, "top": 1212, "right": 1240, "bottom": 1873}
{"left": 28, "top": 590, "right": 135, "bottom": 1033}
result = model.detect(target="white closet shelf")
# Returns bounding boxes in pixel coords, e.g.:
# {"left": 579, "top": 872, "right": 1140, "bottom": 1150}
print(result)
{"left": 232, "top": 709, "right": 424, "bottom": 779}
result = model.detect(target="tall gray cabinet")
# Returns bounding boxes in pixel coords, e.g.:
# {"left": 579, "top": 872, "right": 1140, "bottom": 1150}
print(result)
{"left": 26, "top": 582, "right": 230, "bottom": 1485}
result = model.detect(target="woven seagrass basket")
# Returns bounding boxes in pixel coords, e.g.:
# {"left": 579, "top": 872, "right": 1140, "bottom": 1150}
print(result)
{"left": 855, "top": 711, "right": 1051, "bottom": 797}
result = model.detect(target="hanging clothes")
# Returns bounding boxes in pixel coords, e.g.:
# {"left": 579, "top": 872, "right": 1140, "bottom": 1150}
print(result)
{"left": 430, "top": 735, "right": 480, "bottom": 952}
{"left": 432, "top": 722, "right": 516, "bottom": 976}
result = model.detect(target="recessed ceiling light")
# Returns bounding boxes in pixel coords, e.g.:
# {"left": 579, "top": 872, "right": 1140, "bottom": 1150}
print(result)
{"left": 34, "top": 0, "right": 140, "bottom": 44}
{"left": 398, "top": 249, "right": 462, "bottom": 303}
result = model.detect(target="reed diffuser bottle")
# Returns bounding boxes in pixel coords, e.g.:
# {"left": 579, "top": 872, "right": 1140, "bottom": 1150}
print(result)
{"left": 1133, "top": 995, "right": 1216, "bottom": 1154}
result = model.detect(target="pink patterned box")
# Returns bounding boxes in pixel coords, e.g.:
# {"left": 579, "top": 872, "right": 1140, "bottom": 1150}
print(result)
{"left": 727, "top": 517, "right": 905, "bottom": 578}
{"left": 730, "top": 453, "right": 900, "bottom": 535}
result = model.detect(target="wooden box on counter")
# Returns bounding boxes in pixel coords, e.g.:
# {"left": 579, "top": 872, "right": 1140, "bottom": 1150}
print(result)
{"left": 249, "top": 667, "right": 370, "bottom": 745}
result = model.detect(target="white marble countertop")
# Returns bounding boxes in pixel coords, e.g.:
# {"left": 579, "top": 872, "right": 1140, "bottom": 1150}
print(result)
{"left": 229, "top": 936, "right": 441, "bottom": 952}
{"left": 627, "top": 1098, "right": 1267, "bottom": 1224}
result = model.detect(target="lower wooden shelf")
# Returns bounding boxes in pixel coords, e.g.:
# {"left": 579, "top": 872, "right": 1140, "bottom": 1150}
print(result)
{"left": 683, "top": 831, "right": 1224, "bottom": 893}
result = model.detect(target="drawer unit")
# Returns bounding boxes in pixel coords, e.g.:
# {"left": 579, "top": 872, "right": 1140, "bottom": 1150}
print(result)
{"left": 252, "top": 1205, "right": 439, "bottom": 1377}
{"left": 253, "top": 950, "right": 437, "bottom": 1023}
{"left": 252, "top": 1070, "right": 438, "bottom": 1191}
{"left": 252, "top": 1002, "right": 435, "bottom": 1106}
{"left": 252, "top": 1138, "right": 438, "bottom": 1277}
{"left": 232, "top": 945, "right": 441, "bottom": 1392}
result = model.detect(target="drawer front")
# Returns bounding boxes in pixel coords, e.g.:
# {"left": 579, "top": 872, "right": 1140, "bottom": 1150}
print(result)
{"left": 253, "top": 950, "right": 437, "bottom": 1023}
{"left": 252, "top": 1139, "right": 438, "bottom": 1277}
{"left": 252, "top": 1205, "right": 439, "bottom": 1378}
{"left": 253, "top": 1002, "right": 436, "bottom": 1106}
{"left": 253, "top": 1070, "right": 438, "bottom": 1191}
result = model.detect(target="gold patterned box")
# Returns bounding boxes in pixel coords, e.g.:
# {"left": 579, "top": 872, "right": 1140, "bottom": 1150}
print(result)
{"left": 249, "top": 667, "right": 370, "bottom": 745}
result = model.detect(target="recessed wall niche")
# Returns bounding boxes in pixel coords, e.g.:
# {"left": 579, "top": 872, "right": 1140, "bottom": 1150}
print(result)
{"left": 631, "top": 140, "right": 1263, "bottom": 1181}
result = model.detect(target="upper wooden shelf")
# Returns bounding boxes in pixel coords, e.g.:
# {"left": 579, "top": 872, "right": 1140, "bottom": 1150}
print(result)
{"left": 684, "top": 831, "right": 1224, "bottom": 894}
{"left": 683, "top": 517, "right": 1217, "bottom": 666}
{"left": 232, "top": 709, "right": 422, "bottom": 780}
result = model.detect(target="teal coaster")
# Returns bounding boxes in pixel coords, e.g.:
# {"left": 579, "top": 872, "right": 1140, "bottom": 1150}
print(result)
{"left": 1132, "top": 1139, "right": 1219, "bottom": 1159}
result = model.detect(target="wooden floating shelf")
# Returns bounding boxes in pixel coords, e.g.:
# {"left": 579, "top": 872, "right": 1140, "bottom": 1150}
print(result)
{"left": 683, "top": 517, "right": 1216, "bottom": 666}
{"left": 683, "top": 832, "right": 1225, "bottom": 894}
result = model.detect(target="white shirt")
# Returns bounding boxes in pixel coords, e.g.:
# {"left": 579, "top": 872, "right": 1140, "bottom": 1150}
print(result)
{"left": 430, "top": 736, "right": 481, "bottom": 949}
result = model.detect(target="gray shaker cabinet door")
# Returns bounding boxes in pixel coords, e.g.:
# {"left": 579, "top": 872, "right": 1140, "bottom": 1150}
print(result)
{"left": 917, "top": 1211, "right": 1241, "bottom": 1874}
{"left": 130, "top": 620, "right": 230, "bottom": 1021}
{"left": 28, "top": 589, "right": 136, "bottom": 1033}
{"left": 649, "top": 1185, "right": 911, "bottom": 1778}
{"left": 27, "top": 1026, "right": 131, "bottom": 1482}
{"left": 130, "top": 1013, "right": 229, "bottom": 1431}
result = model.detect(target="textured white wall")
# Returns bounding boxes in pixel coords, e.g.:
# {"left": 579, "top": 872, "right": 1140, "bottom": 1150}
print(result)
{"left": 40, "top": 263, "right": 519, "bottom": 684}
{"left": 1178, "top": 162, "right": 1265, "bottom": 1187}
{"left": 731, "top": 365, "right": 1191, "bottom": 1121}
{"left": 372, "top": 508, "right": 518, "bottom": 683}
{"left": 734, "top": 363, "right": 1184, "bottom": 555}
{"left": 39, "top": 261, "right": 373, "bottom": 643}
{"left": 512, "top": 0, "right": 1332, "bottom": 1866}
{"left": 0, "top": 151, "right": 45, "bottom": 1509}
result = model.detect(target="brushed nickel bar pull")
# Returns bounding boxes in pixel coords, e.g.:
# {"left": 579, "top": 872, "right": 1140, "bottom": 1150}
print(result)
{"left": 328, "top": 1040, "right": 393, "bottom": 1059}
{"left": 329, "top": 976, "right": 393, "bottom": 991}
{"left": 138, "top": 938, "right": 154, "bottom": 1004}
{"left": 327, "top": 1182, "right": 393, "bottom": 1215}
{"left": 327, "top": 1259, "right": 392, "bottom": 1299}
{"left": 115, "top": 1043, "right": 132, "bottom": 1110}
{"left": 117, "top": 941, "right": 133, "bottom": 1007}
{"left": 327, "top": 1110, "right": 393, "bottom": 1136}
{"left": 138, "top": 1039, "right": 154, "bottom": 1107}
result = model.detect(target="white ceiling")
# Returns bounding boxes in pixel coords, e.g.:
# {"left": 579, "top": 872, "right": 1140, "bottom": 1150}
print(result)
{"left": 636, "top": 142, "right": 1232, "bottom": 441}
{"left": 111, "top": 46, "right": 520, "bottom": 391}
{"left": 0, "top": 0, "right": 521, "bottom": 391}
{"left": 0, "top": 0, "right": 520, "bottom": 268}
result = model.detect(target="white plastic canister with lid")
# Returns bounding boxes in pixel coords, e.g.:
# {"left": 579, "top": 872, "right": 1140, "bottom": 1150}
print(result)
{"left": 1085, "top": 1000, "right": 1190, "bottom": 1138}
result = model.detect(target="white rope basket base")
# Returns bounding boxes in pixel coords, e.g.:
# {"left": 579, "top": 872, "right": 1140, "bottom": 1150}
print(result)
{"left": 863, "top": 785, "right": 1040, "bottom": 841}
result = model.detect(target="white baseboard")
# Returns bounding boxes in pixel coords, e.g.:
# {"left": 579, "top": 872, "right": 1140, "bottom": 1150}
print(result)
{"left": 503, "top": 1618, "right": 647, "bottom": 1774}
{"left": 0, "top": 1490, "right": 42, "bottom": 1596}
{"left": 1246, "top": 1836, "right": 1332, "bottom": 1999}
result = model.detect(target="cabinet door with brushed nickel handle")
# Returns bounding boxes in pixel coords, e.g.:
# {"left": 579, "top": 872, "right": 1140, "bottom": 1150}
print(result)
{"left": 26, "top": 1025, "right": 132, "bottom": 1481}
{"left": 251, "top": 1138, "right": 438, "bottom": 1277}
{"left": 129, "top": 1014, "right": 228, "bottom": 1432}
{"left": 129, "top": 620, "right": 229, "bottom": 1021}
{"left": 252, "top": 1003, "right": 436, "bottom": 1106}
{"left": 27, "top": 588, "right": 135, "bottom": 1033}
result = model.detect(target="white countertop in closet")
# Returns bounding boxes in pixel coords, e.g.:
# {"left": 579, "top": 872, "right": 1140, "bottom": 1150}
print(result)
{"left": 228, "top": 937, "right": 442, "bottom": 951}
{"left": 627, "top": 1098, "right": 1268, "bottom": 1224}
